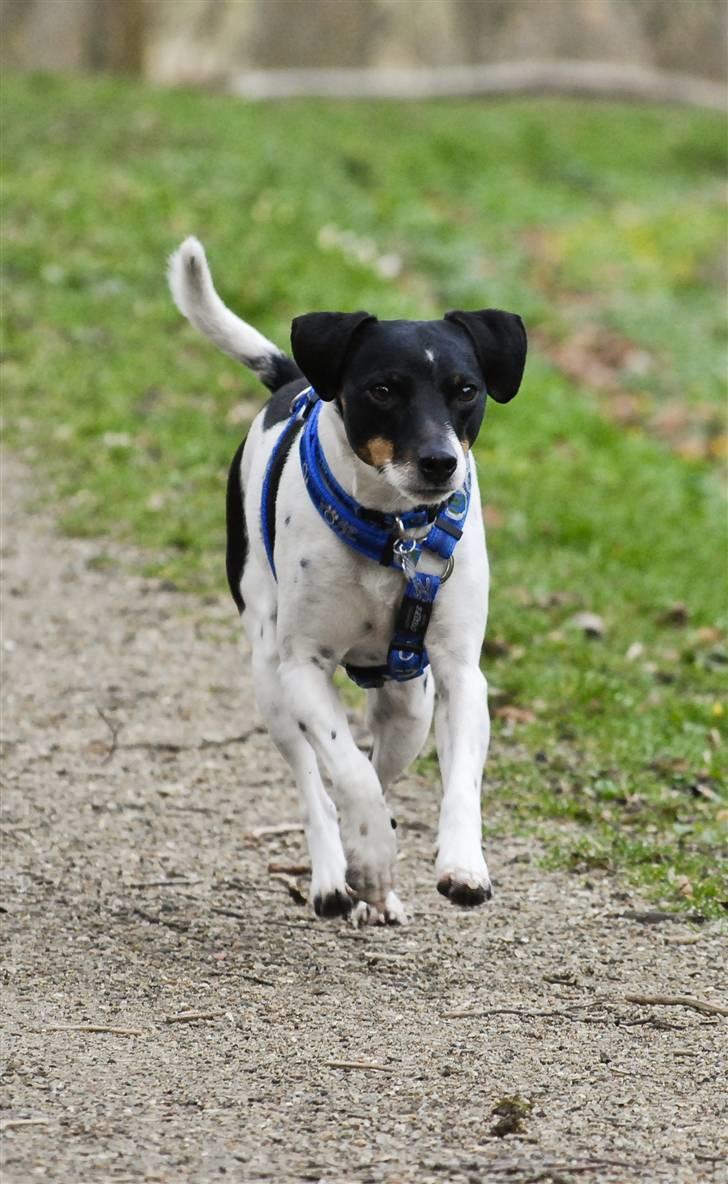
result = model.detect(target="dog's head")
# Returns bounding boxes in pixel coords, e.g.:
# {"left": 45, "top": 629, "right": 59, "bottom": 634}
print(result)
{"left": 291, "top": 309, "right": 527, "bottom": 504}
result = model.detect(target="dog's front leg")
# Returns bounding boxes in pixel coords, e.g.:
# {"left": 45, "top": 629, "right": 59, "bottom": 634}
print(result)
{"left": 278, "top": 653, "right": 406, "bottom": 924}
{"left": 430, "top": 652, "right": 493, "bottom": 906}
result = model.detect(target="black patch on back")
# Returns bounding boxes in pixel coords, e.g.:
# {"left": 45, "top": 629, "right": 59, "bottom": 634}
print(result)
{"left": 262, "top": 413, "right": 306, "bottom": 569}
{"left": 226, "top": 437, "right": 248, "bottom": 612}
{"left": 257, "top": 353, "right": 303, "bottom": 394}
{"left": 263, "top": 377, "right": 309, "bottom": 429}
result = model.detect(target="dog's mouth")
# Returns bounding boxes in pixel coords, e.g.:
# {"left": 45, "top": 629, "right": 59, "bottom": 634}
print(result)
{"left": 406, "top": 481, "right": 461, "bottom": 502}
{"left": 413, "top": 482, "right": 457, "bottom": 496}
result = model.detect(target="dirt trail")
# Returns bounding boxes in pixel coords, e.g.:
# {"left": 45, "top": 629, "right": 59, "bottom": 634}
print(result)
{"left": 1, "top": 450, "right": 726, "bottom": 1184}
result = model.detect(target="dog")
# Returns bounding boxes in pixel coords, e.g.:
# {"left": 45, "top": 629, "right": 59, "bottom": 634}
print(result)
{"left": 168, "top": 237, "right": 527, "bottom": 925}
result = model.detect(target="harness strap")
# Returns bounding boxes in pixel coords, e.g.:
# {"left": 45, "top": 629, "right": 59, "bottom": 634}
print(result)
{"left": 260, "top": 391, "right": 316, "bottom": 578}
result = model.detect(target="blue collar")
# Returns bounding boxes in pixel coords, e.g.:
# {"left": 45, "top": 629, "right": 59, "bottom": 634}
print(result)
{"left": 262, "top": 387, "right": 471, "bottom": 687}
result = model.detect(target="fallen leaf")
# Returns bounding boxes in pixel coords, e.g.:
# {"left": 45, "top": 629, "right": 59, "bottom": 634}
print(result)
{"left": 482, "top": 636, "right": 511, "bottom": 659}
{"left": 569, "top": 611, "right": 605, "bottom": 639}
{"left": 490, "top": 1096, "right": 532, "bottom": 1138}
{"left": 675, "top": 875, "right": 694, "bottom": 898}
{"left": 657, "top": 603, "right": 689, "bottom": 627}
{"left": 494, "top": 705, "right": 536, "bottom": 725}
{"left": 689, "top": 782, "right": 720, "bottom": 803}
{"left": 696, "top": 627, "right": 724, "bottom": 646}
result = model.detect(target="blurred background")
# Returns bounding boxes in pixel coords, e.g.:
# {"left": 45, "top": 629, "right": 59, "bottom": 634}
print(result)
{"left": 1, "top": 0, "right": 726, "bottom": 915}
{"left": 1, "top": 0, "right": 726, "bottom": 87}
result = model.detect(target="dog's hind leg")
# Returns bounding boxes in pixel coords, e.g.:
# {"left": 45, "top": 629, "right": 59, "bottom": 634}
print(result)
{"left": 367, "top": 673, "right": 435, "bottom": 791}
{"left": 248, "top": 614, "right": 351, "bottom": 919}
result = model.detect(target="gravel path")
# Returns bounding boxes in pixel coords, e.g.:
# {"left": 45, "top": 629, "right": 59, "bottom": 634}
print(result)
{"left": 1, "top": 450, "right": 726, "bottom": 1184}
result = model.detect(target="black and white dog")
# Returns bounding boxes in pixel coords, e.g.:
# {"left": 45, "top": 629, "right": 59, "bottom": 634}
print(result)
{"left": 169, "top": 237, "right": 526, "bottom": 925}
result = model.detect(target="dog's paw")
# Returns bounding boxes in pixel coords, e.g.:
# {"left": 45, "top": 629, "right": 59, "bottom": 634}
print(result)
{"left": 349, "top": 890, "right": 409, "bottom": 929}
{"left": 436, "top": 870, "right": 492, "bottom": 907}
{"left": 435, "top": 846, "right": 492, "bottom": 907}
{"left": 340, "top": 796, "right": 399, "bottom": 917}
{"left": 313, "top": 886, "right": 355, "bottom": 919}
{"left": 436, "top": 839, "right": 492, "bottom": 907}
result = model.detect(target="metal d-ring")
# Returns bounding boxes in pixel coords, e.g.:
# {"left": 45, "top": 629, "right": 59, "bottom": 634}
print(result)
{"left": 393, "top": 536, "right": 417, "bottom": 558}
{"left": 440, "top": 555, "right": 455, "bottom": 583}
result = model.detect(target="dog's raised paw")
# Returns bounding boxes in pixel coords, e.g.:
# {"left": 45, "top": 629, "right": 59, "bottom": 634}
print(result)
{"left": 313, "top": 888, "right": 354, "bottom": 919}
{"left": 436, "top": 872, "right": 492, "bottom": 907}
{"left": 348, "top": 890, "right": 409, "bottom": 929}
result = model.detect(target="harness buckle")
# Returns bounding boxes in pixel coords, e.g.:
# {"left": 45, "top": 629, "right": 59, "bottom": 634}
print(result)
{"left": 393, "top": 536, "right": 418, "bottom": 581}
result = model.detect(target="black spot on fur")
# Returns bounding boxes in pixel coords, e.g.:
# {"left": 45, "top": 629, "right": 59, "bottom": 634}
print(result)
{"left": 262, "top": 406, "right": 307, "bottom": 570}
{"left": 330, "top": 730, "right": 337, "bottom": 740}
{"left": 262, "top": 377, "right": 307, "bottom": 424}
{"left": 225, "top": 437, "right": 248, "bottom": 612}
{"left": 391, "top": 817, "right": 397, "bottom": 830}
{"left": 284, "top": 515, "right": 291, "bottom": 527}
{"left": 300, "top": 558, "right": 309, "bottom": 568}
{"left": 320, "top": 646, "right": 334, "bottom": 660}
{"left": 363, "top": 621, "right": 373, "bottom": 632}
{"left": 298, "top": 721, "right": 307, "bottom": 733}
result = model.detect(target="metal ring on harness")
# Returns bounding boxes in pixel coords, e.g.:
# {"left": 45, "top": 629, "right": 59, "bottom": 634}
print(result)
{"left": 440, "top": 554, "right": 455, "bottom": 583}
{"left": 393, "top": 533, "right": 455, "bottom": 582}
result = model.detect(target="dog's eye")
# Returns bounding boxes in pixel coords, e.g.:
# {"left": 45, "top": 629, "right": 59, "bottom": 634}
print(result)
{"left": 456, "top": 384, "right": 479, "bottom": 404}
{"left": 368, "top": 384, "right": 395, "bottom": 407}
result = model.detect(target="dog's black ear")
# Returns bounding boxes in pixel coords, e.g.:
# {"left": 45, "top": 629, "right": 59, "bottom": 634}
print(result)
{"left": 290, "top": 311, "right": 377, "bottom": 400}
{"left": 445, "top": 309, "right": 527, "bottom": 403}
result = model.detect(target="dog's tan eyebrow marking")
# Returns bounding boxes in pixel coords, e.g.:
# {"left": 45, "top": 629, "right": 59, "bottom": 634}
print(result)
{"left": 358, "top": 437, "right": 394, "bottom": 467}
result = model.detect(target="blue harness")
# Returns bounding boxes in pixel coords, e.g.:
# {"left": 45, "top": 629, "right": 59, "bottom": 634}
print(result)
{"left": 261, "top": 387, "right": 470, "bottom": 688}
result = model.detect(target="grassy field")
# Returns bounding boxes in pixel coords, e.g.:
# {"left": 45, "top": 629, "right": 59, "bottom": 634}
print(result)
{"left": 2, "top": 73, "right": 726, "bottom": 916}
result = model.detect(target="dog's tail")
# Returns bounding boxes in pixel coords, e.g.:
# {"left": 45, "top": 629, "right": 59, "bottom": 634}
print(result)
{"left": 167, "top": 237, "right": 301, "bottom": 392}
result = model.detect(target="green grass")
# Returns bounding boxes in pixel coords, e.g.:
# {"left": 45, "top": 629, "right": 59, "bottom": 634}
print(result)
{"left": 2, "top": 73, "right": 726, "bottom": 916}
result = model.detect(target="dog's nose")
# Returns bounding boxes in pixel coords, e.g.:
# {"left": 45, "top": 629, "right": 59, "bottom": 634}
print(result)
{"left": 417, "top": 450, "right": 458, "bottom": 484}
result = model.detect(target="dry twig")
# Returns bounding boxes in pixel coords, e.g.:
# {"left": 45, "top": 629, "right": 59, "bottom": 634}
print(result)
{"left": 163, "top": 1010, "right": 223, "bottom": 1024}
{"left": 1, "top": 1118, "right": 50, "bottom": 1130}
{"left": 96, "top": 705, "right": 121, "bottom": 763}
{"left": 126, "top": 877, "right": 202, "bottom": 889}
{"left": 42, "top": 1024, "right": 145, "bottom": 1036}
{"left": 444, "top": 1006, "right": 610, "bottom": 1023}
{"left": 624, "top": 993, "right": 728, "bottom": 1017}
{"left": 250, "top": 822, "right": 305, "bottom": 839}
{"left": 323, "top": 1059, "right": 391, "bottom": 1072}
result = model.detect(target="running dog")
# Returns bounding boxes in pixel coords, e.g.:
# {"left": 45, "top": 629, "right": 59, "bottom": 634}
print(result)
{"left": 168, "top": 237, "right": 526, "bottom": 925}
